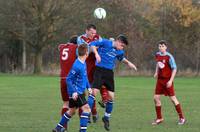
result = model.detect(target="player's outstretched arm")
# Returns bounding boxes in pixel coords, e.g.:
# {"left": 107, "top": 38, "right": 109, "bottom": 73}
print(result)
{"left": 122, "top": 58, "right": 137, "bottom": 71}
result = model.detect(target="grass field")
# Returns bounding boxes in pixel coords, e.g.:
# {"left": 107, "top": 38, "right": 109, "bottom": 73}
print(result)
{"left": 0, "top": 75, "right": 200, "bottom": 132}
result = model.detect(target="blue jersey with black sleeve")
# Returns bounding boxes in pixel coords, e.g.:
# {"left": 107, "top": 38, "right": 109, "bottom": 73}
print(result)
{"left": 90, "top": 38, "right": 125, "bottom": 70}
{"left": 66, "top": 58, "right": 90, "bottom": 96}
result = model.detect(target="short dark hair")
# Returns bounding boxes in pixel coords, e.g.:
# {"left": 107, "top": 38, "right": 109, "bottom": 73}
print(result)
{"left": 69, "top": 35, "right": 78, "bottom": 44}
{"left": 116, "top": 34, "right": 128, "bottom": 45}
{"left": 78, "top": 44, "right": 88, "bottom": 56}
{"left": 86, "top": 24, "right": 96, "bottom": 30}
{"left": 158, "top": 40, "right": 168, "bottom": 46}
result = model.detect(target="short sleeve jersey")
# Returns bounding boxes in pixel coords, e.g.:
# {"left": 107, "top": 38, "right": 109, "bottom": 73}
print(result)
{"left": 59, "top": 43, "right": 77, "bottom": 78}
{"left": 155, "top": 52, "right": 177, "bottom": 79}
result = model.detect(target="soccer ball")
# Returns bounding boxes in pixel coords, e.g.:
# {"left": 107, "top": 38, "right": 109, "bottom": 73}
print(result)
{"left": 94, "top": 8, "right": 106, "bottom": 19}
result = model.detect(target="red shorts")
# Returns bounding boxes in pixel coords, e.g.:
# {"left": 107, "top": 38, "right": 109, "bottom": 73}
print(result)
{"left": 87, "top": 65, "right": 95, "bottom": 83}
{"left": 60, "top": 78, "right": 69, "bottom": 101}
{"left": 155, "top": 78, "right": 175, "bottom": 96}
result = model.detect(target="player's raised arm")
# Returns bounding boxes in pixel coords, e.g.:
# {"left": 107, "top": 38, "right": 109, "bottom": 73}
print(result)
{"left": 90, "top": 39, "right": 105, "bottom": 63}
{"left": 91, "top": 45, "right": 101, "bottom": 63}
{"left": 122, "top": 58, "right": 137, "bottom": 71}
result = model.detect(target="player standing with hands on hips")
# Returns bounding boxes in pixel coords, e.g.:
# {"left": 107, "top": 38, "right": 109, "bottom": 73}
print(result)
{"left": 152, "top": 40, "right": 186, "bottom": 125}
{"left": 87, "top": 34, "right": 137, "bottom": 131}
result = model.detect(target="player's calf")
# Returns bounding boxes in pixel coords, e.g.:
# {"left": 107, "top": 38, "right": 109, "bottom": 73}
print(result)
{"left": 79, "top": 104, "right": 90, "bottom": 131}
{"left": 88, "top": 94, "right": 96, "bottom": 110}
{"left": 92, "top": 114, "right": 98, "bottom": 123}
{"left": 98, "top": 100, "right": 106, "bottom": 108}
{"left": 91, "top": 100, "right": 98, "bottom": 123}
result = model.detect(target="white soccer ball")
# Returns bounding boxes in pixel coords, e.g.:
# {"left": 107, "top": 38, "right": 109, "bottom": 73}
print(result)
{"left": 94, "top": 8, "right": 106, "bottom": 19}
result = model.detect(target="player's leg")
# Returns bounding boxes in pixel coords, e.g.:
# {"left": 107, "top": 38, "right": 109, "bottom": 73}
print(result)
{"left": 166, "top": 82, "right": 186, "bottom": 125}
{"left": 102, "top": 69, "right": 115, "bottom": 131}
{"left": 80, "top": 104, "right": 91, "bottom": 132}
{"left": 152, "top": 80, "right": 164, "bottom": 125}
{"left": 99, "top": 85, "right": 109, "bottom": 108}
{"left": 152, "top": 94, "right": 164, "bottom": 125}
{"left": 88, "top": 67, "right": 102, "bottom": 111}
{"left": 169, "top": 96, "right": 186, "bottom": 125}
{"left": 60, "top": 78, "right": 70, "bottom": 129}
{"left": 78, "top": 94, "right": 91, "bottom": 132}
{"left": 61, "top": 101, "right": 69, "bottom": 115}
{"left": 52, "top": 104, "right": 76, "bottom": 132}
{"left": 88, "top": 69, "right": 98, "bottom": 122}
{"left": 102, "top": 90, "right": 114, "bottom": 131}
{"left": 78, "top": 92, "right": 86, "bottom": 117}
{"left": 91, "top": 99, "right": 98, "bottom": 123}
{"left": 88, "top": 88, "right": 99, "bottom": 111}
{"left": 104, "top": 91, "right": 114, "bottom": 120}
{"left": 60, "top": 78, "right": 69, "bottom": 115}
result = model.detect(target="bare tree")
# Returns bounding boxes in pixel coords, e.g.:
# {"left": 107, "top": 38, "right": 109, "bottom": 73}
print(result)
{"left": 5, "top": 0, "right": 68, "bottom": 73}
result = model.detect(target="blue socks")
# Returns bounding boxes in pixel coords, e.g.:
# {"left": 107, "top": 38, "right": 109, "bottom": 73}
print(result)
{"left": 56, "top": 112, "right": 90, "bottom": 132}
{"left": 88, "top": 94, "right": 95, "bottom": 110}
{"left": 80, "top": 112, "right": 90, "bottom": 132}
{"left": 104, "top": 100, "right": 114, "bottom": 121}
{"left": 88, "top": 94, "right": 114, "bottom": 121}
{"left": 56, "top": 113, "right": 71, "bottom": 129}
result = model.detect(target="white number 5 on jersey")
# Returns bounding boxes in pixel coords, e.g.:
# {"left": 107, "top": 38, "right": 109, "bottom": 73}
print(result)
{"left": 62, "top": 48, "right": 69, "bottom": 60}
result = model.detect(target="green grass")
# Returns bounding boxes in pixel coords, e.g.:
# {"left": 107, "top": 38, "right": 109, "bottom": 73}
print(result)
{"left": 0, "top": 75, "right": 200, "bottom": 132}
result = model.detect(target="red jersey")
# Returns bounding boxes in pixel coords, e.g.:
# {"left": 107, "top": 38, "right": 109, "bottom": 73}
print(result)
{"left": 77, "top": 34, "right": 100, "bottom": 83}
{"left": 155, "top": 52, "right": 177, "bottom": 79}
{"left": 59, "top": 43, "right": 77, "bottom": 79}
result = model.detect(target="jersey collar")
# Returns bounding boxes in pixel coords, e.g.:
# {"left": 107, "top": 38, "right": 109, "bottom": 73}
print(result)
{"left": 78, "top": 57, "right": 85, "bottom": 64}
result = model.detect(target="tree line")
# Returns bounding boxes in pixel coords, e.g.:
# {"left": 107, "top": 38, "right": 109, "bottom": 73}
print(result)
{"left": 0, "top": 0, "right": 200, "bottom": 76}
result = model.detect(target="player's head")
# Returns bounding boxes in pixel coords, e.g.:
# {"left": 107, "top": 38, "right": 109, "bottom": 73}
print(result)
{"left": 78, "top": 44, "right": 89, "bottom": 57}
{"left": 158, "top": 40, "right": 167, "bottom": 53}
{"left": 69, "top": 35, "right": 78, "bottom": 44}
{"left": 115, "top": 34, "right": 128, "bottom": 50}
{"left": 86, "top": 24, "right": 97, "bottom": 39}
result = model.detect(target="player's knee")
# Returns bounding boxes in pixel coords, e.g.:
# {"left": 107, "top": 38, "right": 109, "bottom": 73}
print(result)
{"left": 108, "top": 91, "right": 114, "bottom": 100}
{"left": 67, "top": 108, "right": 76, "bottom": 116}
{"left": 63, "top": 101, "right": 69, "bottom": 108}
{"left": 93, "top": 88, "right": 99, "bottom": 96}
{"left": 170, "top": 96, "right": 179, "bottom": 105}
{"left": 154, "top": 95, "right": 161, "bottom": 103}
{"left": 82, "top": 104, "right": 91, "bottom": 113}
{"left": 110, "top": 95, "right": 114, "bottom": 100}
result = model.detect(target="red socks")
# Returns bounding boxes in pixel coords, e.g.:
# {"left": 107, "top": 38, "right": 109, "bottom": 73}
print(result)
{"left": 155, "top": 106, "right": 162, "bottom": 119}
{"left": 175, "top": 104, "right": 184, "bottom": 119}
{"left": 100, "top": 86, "right": 109, "bottom": 103}
{"left": 61, "top": 108, "right": 68, "bottom": 116}
{"left": 155, "top": 104, "right": 184, "bottom": 120}
{"left": 92, "top": 100, "right": 97, "bottom": 116}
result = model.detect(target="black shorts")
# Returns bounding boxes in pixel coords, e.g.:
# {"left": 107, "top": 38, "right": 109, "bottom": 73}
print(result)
{"left": 69, "top": 94, "right": 87, "bottom": 108}
{"left": 93, "top": 66, "right": 115, "bottom": 92}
